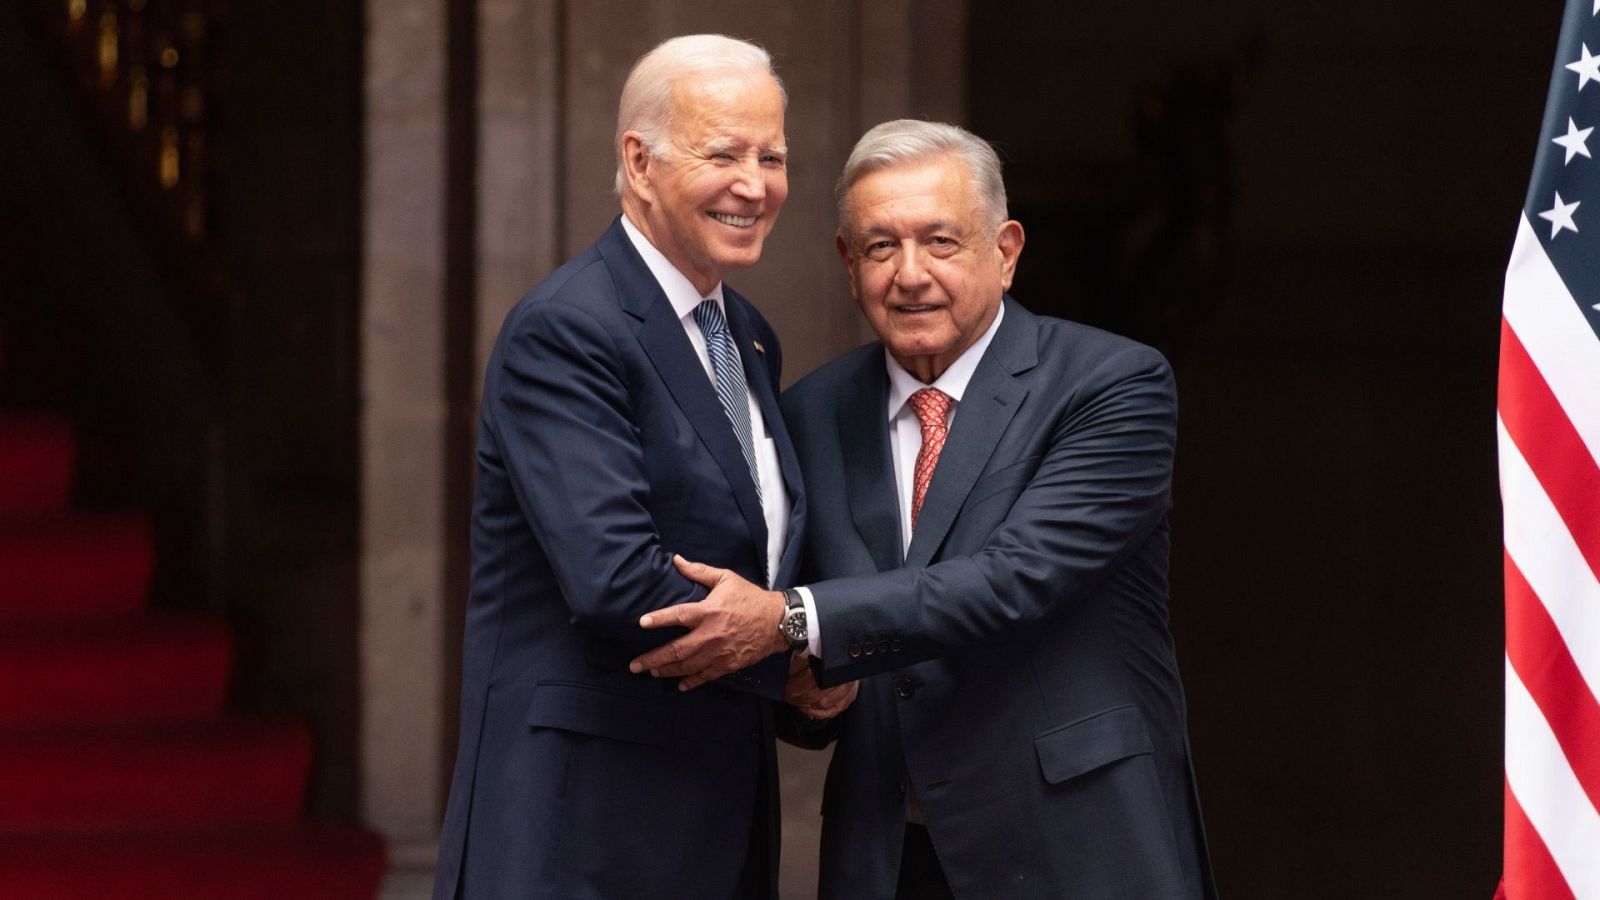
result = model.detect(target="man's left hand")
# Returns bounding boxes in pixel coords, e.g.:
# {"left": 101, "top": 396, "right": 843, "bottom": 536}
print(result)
{"left": 785, "top": 652, "right": 856, "bottom": 719}
{"left": 630, "top": 555, "right": 788, "bottom": 690}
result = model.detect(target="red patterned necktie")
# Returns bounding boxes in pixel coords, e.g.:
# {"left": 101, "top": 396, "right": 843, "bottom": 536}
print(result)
{"left": 908, "top": 387, "right": 952, "bottom": 530}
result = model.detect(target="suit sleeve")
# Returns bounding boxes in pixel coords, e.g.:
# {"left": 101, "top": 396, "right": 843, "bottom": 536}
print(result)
{"left": 809, "top": 347, "right": 1176, "bottom": 685}
{"left": 489, "top": 301, "right": 707, "bottom": 652}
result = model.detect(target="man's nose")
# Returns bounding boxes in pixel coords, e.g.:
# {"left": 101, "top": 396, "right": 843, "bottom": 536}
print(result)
{"left": 728, "top": 159, "right": 767, "bottom": 201}
{"left": 893, "top": 245, "right": 932, "bottom": 289}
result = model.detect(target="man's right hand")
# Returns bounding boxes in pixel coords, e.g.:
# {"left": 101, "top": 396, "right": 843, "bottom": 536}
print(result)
{"left": 785, "top": 652, "right": 857, "bottom": 719}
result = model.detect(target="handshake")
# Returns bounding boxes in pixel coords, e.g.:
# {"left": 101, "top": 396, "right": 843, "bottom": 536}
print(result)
{"left": 629, "top": 555, "right": 858, "bottom": 720}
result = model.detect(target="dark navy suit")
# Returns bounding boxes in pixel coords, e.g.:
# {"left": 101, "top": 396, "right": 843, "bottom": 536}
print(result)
{"left": 780, "top": 298, "right": 1215, "bottom": 900}
{"left": 434, "top": 218, "right": 804, "bottom": 899}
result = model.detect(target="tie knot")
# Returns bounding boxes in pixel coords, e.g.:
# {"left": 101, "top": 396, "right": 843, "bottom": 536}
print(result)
{"left": 908, "top": 388, "right": 951, "bottom": 430}
{"left": 692, "top": 299, "right": 728, "bottom": 336}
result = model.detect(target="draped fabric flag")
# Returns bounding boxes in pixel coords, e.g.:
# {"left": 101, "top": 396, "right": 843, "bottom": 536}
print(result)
{"left": 1498, "top": 2, "right": 1600, "bottom": 898}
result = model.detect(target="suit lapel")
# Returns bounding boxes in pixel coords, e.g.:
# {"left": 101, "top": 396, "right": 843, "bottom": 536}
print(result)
{"left": 837, "top": 353, "right": 904, "bottom": 573}
{"left": 599, "top": 220, "right": 769, "bottom": 559}
{"left": 905, "top": 298, "right": 1038, "bottom": 568}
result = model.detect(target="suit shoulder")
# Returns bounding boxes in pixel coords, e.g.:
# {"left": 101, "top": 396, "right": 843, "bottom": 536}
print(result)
{"left": 1033, "top": 313, "right": 1172, "bottom": 379}
{"left": 497, "top": 245, "right": 624, "bottom": 336}
{"left": 781, "top": 341, "right": 879, "bottom": 415}
{"left": 486, "top": 248, "right": 632, "bottom": 377}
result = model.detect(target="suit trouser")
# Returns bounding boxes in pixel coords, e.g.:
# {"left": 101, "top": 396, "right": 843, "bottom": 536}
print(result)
{"left": 895, "top": 824, "right": 953, "bottom": 900}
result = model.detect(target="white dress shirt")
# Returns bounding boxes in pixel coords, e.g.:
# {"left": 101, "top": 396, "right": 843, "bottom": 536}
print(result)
{"left": 620, "top": 215, "right": 790, "bottom": 585}
{"left": 798, "top": 303, "right": 1005, "bottom": 655}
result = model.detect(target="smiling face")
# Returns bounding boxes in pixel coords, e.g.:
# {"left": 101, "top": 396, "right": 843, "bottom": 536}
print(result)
{"left": 621, "top": 71, "right": 788, "bottom": 295}
{"left": 837, "top": 154, "right": 1024, "bottom": 383}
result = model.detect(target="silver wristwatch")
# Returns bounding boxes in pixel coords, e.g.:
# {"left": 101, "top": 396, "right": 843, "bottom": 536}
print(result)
{"left": 778, "top": 588, "right": 808, "bottom": 651}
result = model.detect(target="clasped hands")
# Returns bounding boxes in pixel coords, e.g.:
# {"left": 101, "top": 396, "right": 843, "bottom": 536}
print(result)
{"left": 629, "top": 555, "right": 857, "bottom": 720}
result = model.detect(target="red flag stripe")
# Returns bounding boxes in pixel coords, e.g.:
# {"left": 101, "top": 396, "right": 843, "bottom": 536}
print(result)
{"left": 1499, "top": 319, "right": 1600, "bottom": 584}
{"left": 1505, "top": 552, "right": 1600, "bottom": 816}
{"left": 1504, "top": 778, "right": 1576, "bottom": 900}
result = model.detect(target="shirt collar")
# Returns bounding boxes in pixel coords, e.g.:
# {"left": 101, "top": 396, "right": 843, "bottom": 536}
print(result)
{"left": 620, "top": 214, "right": 724, "bottom": 317}
{"left": 885, "top": 302, "right": 1006, "bottom": 421}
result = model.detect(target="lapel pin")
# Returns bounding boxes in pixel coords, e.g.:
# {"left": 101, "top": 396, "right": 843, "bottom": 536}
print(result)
{"left": 752, "top": 340, "right": 766, "bottom": 353}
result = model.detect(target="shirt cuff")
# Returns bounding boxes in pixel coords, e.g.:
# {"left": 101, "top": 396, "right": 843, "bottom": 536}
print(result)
{"left": 796, "top": 585, "right": 822, "bottom": 658}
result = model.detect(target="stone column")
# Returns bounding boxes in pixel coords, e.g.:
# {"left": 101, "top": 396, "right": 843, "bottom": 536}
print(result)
{"left": 361, "top": 1, "right": 448, "bottom": 895}
{"left": 477, "top": 0, "right": 564, "bottom": 383}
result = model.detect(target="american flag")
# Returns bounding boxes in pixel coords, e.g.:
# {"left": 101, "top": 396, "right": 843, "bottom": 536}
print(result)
{"left": 1498, "top": 1, "right": 1600, "bottom": 897}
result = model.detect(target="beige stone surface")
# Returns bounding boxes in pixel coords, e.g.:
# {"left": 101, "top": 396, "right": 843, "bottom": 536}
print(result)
{"left": 779, "top": 741, "right": 834, "bottom": 898}
{"left": 361, "top": 0, "right": 448, "bottom": 868}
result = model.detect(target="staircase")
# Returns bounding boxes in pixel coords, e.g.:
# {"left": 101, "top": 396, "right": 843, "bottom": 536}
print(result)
{"left": 0, "top": 413, "right": 386, "bottom": 898}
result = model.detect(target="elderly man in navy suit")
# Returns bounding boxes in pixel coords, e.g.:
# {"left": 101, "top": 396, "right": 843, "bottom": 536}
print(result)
{"left": 634, "top": 120, "right": 1216, "bottom": 899}
{"left": 432, "top": 35, "right": 847, "bottom": 900}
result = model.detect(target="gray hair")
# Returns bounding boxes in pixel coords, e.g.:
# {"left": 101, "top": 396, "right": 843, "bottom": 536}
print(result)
{"left": 614, "top": 34, "right": 786, "bottom": 196}
{"left": 835, "top": 119, "right": 1008, "bottom": 235}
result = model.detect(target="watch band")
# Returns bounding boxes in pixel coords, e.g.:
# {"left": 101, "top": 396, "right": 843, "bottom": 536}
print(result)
{"left": 779, "top": 588, "right": 807, "bottom": 651}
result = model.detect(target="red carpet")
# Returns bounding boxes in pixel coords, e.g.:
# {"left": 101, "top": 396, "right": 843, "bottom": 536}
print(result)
{"left": 0, "top": 614, "right": 231, "bottom": 725}
{"left": 0, "top": 413, "right": 386, "bottom": 898}
{"left": 0, "top": 513, "right": 153, "bottom": 618}
{"left": 0, "top": 416, "right": 73, "bottom": 515}
{"left": 0, "top": 825, "right": 387, "bottom": 900}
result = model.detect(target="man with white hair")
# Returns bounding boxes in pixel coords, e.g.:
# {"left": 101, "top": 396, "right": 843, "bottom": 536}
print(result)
{"left": 634, "top": 120, "right": 1216, "bottom": 899}
{"left": 433, "top": 34, "right": 824, "bottom": 899}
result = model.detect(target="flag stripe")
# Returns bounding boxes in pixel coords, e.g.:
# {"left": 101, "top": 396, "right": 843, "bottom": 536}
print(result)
{"left": 1499, "top": 419, "right": 1600, "bottom": 698}
{"left": 1504, "top": 778, "right": 1577, "bottom": 900}
{"left": 1499, "top": 320, "right": 1600, "bottom": 584}
{"left": 1504, "top": 658, "right": 1600, "bottom": 899}
{"left": 1505, "top": 553, "right": 1600, "bottom": 816}
{"left": 1504, "top": 216, "right": 1600, "bottom": 468}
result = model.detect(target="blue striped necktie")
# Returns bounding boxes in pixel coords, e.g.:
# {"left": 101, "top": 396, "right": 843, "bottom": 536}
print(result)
{"left": 692, "top": 299, "right": 762, "bottom": 504}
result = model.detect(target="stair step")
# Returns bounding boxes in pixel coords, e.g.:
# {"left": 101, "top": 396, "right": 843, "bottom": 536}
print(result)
{"left": 0, "top": 719, "right": 313, "bottom": 830}
{"left": 0, "top": 823, "right": 387, "bottom": 899}
{"left": 0, "top": 416, "right": 74, "bottom": 516}
{"left": 0, "top": 513, "right": 152, "bottom": 617}
{"left": 0, "top": 615, "right": 232, "bottom": 726}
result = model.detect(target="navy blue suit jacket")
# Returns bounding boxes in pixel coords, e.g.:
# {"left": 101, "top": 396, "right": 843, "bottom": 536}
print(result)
{"left": 780, "top": 298, "right": 1215, "bottom": 899}
{"left": 434, "top": 218, "right": 805, "bottom": 899}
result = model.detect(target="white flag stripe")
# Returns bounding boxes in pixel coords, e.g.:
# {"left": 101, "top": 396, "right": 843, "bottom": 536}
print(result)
{"left": 1499, "top": 417, "right": 1600, "bottom": 702}
{"left": 1505, "top": 658, "right": 1600, "bottom": 899}
{"left": 1504, "top": 215, "right": 1600, "bottom": 468}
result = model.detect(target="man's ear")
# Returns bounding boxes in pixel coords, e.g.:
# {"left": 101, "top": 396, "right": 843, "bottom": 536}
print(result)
{"left": 835, "top": 233, "right": 860, "bottom": 301}
{"left": 621, "top": 131, "right": 655, "bottom": 204}
{"left": 996, "top": 220, "right": 1025, "bottom": 291}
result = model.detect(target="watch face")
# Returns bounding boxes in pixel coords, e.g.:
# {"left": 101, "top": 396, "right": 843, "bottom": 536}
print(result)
{"left": 781, "top": 608, "right": 806, "bottom": 643}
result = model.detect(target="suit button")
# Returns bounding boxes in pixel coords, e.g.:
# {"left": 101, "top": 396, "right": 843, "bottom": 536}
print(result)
{"left": 863, "top": 640, "right": 875, "bottom": 656}
{"left": 890, "top": 639, "right": 902, "bottom": 653}
{"left": 848, "top": 642, "right": 863, "bottom": 658}
{"left": 897, "top": 783, "right": 907, "bottom": 800}
{"left": 894, "top": 678, "right": 917, "bottom": 699}
{"left": 877, "top": 640, "right": 891, "bottom": 655}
